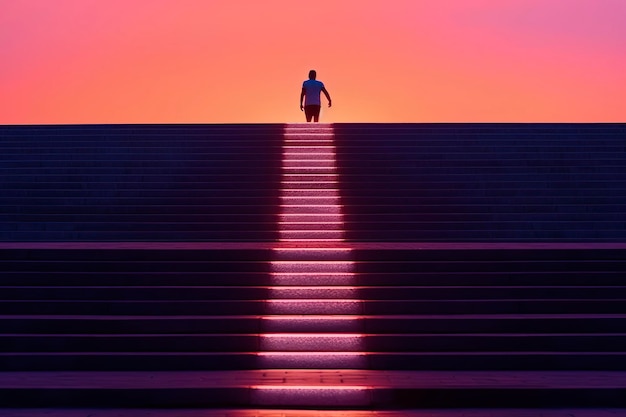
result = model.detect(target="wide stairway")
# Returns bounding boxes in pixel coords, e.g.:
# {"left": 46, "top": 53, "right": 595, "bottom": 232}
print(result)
{"left": 1, "top": 123, "right": 626, "bottom": 415}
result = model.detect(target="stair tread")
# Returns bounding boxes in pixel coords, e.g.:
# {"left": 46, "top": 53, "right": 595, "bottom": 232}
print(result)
{"left": 3, "top": 369, "right": 626, "bottom": 388}
{"left": 4, "top": 313, "right": 626, "bottom": 319}
{"left": 0, "top": 408, "right": 622, "bottom": 417}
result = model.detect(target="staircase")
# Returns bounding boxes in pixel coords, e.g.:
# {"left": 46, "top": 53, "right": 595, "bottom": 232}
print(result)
{"left": 1, "top": 123, "right": 626, "bottom": 414}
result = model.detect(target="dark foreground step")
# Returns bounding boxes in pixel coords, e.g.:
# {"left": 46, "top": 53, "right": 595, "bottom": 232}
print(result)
{"left": 3, "top": 351, "right": 626, "bottom": 371}
{"left": 4, "top": 149, "right": 626, "bottom": 161}
{"left": 3, "top": 247, "right": 626, "bottom": 270}
{"left": 3, "top": 286, "right": 626, "bottom": 301}
{"left": 3, "top": 299, "right": 626, "bottom": 315}
{"left": 3, "top": 246, "right": 625, "bottom": 259}
{"left": 3, "top": 333, "right": 626, "bottom": 353}
{"left": 3, "top": 180, "right": 276, "bottom": 190}
{"left": 2, "top": 271, "right": 625, "bottom": 287}
{"left": 0, "top": 409, "right": 622, "bottom": 417}
{"left": 1, "top": 370, "right": 625, "bottom": 408}
{"left": 6, "top": 230, "right": 626, "bottom": 241}
{"left": 3, "top": 314, "right": 626, "bottom": 334}
{"left": 0, "top": 231, "right": 278, "bottom": 241}
{"left": 9, "top": 172, "right": 626, "bottom": 183}
{"left": 3, "top": 221, "right": 626, "bottom": 234}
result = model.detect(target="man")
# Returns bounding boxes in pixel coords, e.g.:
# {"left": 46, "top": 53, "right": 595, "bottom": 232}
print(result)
{"left": 300, "top": 70, "right": 332, "bottom": 122}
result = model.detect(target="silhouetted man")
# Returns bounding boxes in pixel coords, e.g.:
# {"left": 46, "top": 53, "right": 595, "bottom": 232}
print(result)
{"left": 300, "top": 70, "right": 332, "bottom": 122}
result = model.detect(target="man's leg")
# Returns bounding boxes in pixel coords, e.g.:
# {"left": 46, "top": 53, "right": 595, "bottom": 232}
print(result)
{"left": 304, "top": 106, "right": 314, "bottom": 122}
{"left": 312, "top": 105, "right": 321, "bottom": 122}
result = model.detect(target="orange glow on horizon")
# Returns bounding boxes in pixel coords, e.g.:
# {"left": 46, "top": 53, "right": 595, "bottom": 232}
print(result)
{"left": 2, "top": 1, "right": 624, "bottom": 124}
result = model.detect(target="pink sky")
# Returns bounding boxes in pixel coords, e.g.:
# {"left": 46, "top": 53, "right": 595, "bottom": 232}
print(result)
{"left": 1, "top": 0, "right": 625, "bottom": 123}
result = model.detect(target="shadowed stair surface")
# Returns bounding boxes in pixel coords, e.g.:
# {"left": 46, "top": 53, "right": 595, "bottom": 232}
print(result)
{"left": 1, "top": 370, "right": 626, "bottom": 408}
{"left": 2, "top": 411, "right": 626, "bottom": 417}
{"left": 1, "top": 123, "right": 626, "bottom": 415}
{"left": 1, "top": 124, "right": 282, "bottom": 241}
{"left": 335, "top": 123, "right": 626, "bottom": 242}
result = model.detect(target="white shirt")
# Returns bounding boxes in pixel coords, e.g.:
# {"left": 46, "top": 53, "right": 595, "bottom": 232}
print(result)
{"left": 302, "top": 79, "right": 324, "bottom": 106}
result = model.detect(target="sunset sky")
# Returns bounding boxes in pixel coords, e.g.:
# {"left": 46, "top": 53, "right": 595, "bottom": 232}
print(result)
{"left": 2, "top": 0, "right": 625, "bottom": 124}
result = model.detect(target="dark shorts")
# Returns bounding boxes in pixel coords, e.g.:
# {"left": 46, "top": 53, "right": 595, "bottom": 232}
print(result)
{"left": 304, "top": 105, "right": 321, "bottom": 120}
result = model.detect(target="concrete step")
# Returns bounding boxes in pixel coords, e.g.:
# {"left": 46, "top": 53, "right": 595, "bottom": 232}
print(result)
{"left": 1, "top": 175, "right": 279, "bottom": 183}
{"left": 3, "top": 227, "right": 624, "bottom": 241}
{"left": 1, "top": 189, "right": 278, "bottom": 198}
{"left": 2, "top": 333, "right": 626, "bottom": 353}
{"left": 4, "top": 351, "right": 626, "bottom": 372}
{"left": 4, "top": 139, "right": 625, "bottom": 147}
{"left": 5, "top": 170, "right": 626, "bottom": 180}
{"left": 1, "top": 286, "right": 625, "bottom": 301}
{"left": 4, "top": 187, "right": 626, "bottom": 199}
{"left": 0, "top": 202, "right": 279, "bottom": 212}
{"left": 2, "top": 246, "right": 624, "bottom": 261}
{"left": 1, "top": 300, "right": 625, "bottom": 315}
{"left": 4, "top": 158, "right": 626, "bottom": 169}
{"left": 0, "top": 370, "right": 625, "bottom": 408}
{"left": 3, "top": 352, "right": 626, "bottom": 371}
{"left": 0, "top": 232, "right": 278, "bottom": 241}
{"left": 5, "top": 147, "right": 625, "bottom": 156}
{"left": 0, "top": 221, "right": 279, "bottom": 231}
{"left": 0, "top": 333, "right": 626, "bottom": 352}
{"left": 2, "top": 314, "right": 624, "bottom": 334}
{"left": 0, "top": 408, "right": 622, "bottom": 417}
{"left": 3, "top": 271, "right": 623, "bottom": 286}
{"left": 4, "top": 197, "right": 626, "bottom": 206}
{"left": 0, "top": 249, "right": 272, "bottom": 261}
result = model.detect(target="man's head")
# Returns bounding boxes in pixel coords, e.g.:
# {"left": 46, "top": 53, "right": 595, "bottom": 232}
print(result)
{"left": 308, "top": 70, "right": 317, "bottom": 80}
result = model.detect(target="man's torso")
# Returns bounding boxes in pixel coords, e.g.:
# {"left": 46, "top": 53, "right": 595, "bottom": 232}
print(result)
{"left": 303, "top": 79, "right": 324, "bottom": 106}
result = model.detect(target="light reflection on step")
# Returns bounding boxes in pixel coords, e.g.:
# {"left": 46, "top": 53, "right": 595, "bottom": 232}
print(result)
{"left": 262, "top": 316, "right": 362, "bottom": 332}
{"left": 271, "top": 261, "right": 355, "bottom": 273}
{"left": 279, "top": 223, "right": 344, "bottom": 231}
{"left": 257, "top": 353, "right": 368, "bottom": 369}
{"left": 269, "top": 287, "right": 358, "bottom": 299}
{"left": 281, "top": 182, "right": 338, "bottom": 189}
{"left": 279, "top": 231, "right": 346, "bottom": 240}
{"left": 260, "top": 334, "right": 363, "bottom": 351}
{"left": 251, "top": 385, "right": 370, "bottom": 407}
{"left": 265, "top": 300, "right": 361, "bottom": 315}
{"left": 257, "top": 124, "right": 368, "bottom": 405}
{"left": 270, "top": 273, "right": 356, "bottom": 286}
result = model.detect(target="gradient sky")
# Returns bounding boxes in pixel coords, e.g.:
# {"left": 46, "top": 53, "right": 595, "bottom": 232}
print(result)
{"left": 2, "top": 0, "right": 625, "bottom": 124}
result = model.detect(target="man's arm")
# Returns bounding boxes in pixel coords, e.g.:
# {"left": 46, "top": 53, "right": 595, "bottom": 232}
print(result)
{"left": 300, "top": 88, "right": 306, "bottom": 111}
{"left": 322, "top": 87, "right": 332, "bottom": 107}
